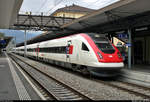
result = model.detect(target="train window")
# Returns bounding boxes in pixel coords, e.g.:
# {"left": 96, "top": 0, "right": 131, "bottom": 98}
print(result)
{"left": 88, "top": 34, "right": 115, "bottom": 54}
{"left": 38, "top": 46, "right": 67, "bottom": 54}
{"left": 82, "top": 43, "right": 89, "bottom": 51}
{"left": 27, "top": 48, "right": 34, "bottom": 52}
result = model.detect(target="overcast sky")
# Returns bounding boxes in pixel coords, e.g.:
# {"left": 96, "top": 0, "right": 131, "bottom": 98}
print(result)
{"left": 20, "top": 0, "right": 119, "bottom": 15}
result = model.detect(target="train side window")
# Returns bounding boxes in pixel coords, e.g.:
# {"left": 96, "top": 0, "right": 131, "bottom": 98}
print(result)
{"left": 82, "top": 43, "right": 89, "bottom": 51}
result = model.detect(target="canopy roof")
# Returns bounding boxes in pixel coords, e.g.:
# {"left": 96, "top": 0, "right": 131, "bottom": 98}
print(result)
{"left": 0, "top": 0, "right": 23, "bottom": 29}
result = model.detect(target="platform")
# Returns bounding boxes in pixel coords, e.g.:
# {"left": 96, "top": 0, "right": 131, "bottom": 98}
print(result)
{"left": 126, "top": 65, "right": 150, "bottom": 73}
{"left": 120, "top": 65, "right": 150, "bottom": 87}
{"left": 0, "top": 52, "right": 41, "bottom": 100}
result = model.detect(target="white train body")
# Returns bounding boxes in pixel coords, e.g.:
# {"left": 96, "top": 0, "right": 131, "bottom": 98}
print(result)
{"left": 14, "top": 33, "right": 124, "bottom": 77}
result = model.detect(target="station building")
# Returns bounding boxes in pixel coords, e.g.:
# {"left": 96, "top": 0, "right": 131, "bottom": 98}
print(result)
{"left": 51, "top": 4, "right": 96, "bottom": 18}
{"left": 133, "top": 27, "right": 150, "bottom": 65}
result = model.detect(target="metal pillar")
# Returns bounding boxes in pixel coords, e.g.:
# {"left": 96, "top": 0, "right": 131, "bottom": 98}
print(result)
{"left": 107, "top": 33, "right": 111, "bottom": 41}
{"left": 24, "top": 28, "right": 27, "bottom": 57}
{"left": 107, "top": 33, "right": 114, "bottom": 43}
{"left": 111, "top": 34, "right": 114, "bottom": 44}
{"left": 128, "top": 29, "right": 132, "bottom": 69}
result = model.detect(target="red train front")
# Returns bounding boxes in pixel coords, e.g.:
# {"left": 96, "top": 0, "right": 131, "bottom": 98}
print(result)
{"left": 80, "top": 33, "right": 124, "bottom": 76}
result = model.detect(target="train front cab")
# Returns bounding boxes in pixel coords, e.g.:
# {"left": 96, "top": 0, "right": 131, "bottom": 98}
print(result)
{"left": 82, "top": 33, "right": 124, "bottom": 77}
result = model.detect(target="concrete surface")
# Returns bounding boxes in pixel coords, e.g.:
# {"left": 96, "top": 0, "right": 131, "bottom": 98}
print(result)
{"left": 0, "top": 52, "right": 41, "bottom": 100}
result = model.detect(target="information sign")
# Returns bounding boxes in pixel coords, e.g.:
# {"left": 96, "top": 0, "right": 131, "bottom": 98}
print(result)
{"left": 126, "top": 43, "right": 132, "bottom": 47}
{"left": 118, "top": 33, "right": 128, "bottom": 39}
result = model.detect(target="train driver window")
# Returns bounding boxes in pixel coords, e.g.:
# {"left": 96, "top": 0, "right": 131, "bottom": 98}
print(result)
{"left": 82, "top": 42, "right": 89, "bottom": 51}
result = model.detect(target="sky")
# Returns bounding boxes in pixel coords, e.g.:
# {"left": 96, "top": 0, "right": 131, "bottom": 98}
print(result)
{"left": 20, "top": 0, "right": 119, "bottom": 15}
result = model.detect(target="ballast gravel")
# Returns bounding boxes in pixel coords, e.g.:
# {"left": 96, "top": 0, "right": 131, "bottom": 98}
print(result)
{"left": 14, "top": 54, "right": 146, "bottom": 100}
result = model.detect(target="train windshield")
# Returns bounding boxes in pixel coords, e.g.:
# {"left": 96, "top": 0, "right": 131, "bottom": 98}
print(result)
{"left": 95, "top": 41, "right": 115, "bottom": 54}
{"left": 88, "top": 33, "right": 115, "bottom": 54}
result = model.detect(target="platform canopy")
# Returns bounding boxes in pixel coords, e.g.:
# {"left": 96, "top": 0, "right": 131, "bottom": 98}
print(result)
{"left": 61, "top": 0, "right": 150, "bottom": 32}
{"left": 17, "top": 0, "right": 150, "bottom": 46}
{"left": 0, "top": 0, "right": 23, "bottom": 29}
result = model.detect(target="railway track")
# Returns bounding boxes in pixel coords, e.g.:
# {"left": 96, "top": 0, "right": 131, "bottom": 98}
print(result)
{"left": 9, "top": 53, "right": 150, "bottom": 100}
{"left": 92, "top": 78, "right": 150, "bottom": 100}
{"left": 9, "top": 54, "right": 92, "bottom": 100}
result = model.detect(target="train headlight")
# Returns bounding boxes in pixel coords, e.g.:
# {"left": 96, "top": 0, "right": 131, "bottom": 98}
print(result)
{"left": 117, "top": 52, "right": 121, "bottom": 58}
{"left": 97, "top": 52, "right": 103, "bottom": 59}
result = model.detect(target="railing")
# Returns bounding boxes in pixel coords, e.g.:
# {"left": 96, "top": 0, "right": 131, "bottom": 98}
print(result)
{"left": 10, "top": 12, "right": 75, "bottom": 31}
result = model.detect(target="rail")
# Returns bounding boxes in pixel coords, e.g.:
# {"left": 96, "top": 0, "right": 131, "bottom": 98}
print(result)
{"left": 9, "top": 54, "right": 92, "bottom": 100}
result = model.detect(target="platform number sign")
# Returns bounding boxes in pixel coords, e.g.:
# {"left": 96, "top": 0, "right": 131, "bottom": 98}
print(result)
{"left": 126, "top": 43, "right": 132, "bottom": 47}
{"left": 118, "top": 33, "right": 128, "bottom": 39}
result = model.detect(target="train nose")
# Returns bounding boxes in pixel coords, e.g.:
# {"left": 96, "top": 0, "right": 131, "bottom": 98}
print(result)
{"left": 108, "top": 55, "right": 113, "bottom": 58}
{"left": 98, "top": 53, "right": 123, "bottom": 63}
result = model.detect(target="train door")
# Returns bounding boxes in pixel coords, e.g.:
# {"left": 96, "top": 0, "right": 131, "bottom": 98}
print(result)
{"left": 66, "top": 40, "right": 72, "bottom": 62}
{"left": 75, "top": 40, "right": 80, "bottom": 63}
{"left": 36, "top": 44, "right": 39, "bottom": 60}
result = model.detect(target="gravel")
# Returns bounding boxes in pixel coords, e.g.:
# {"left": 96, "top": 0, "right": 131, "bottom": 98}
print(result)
{"left": 13, "top": 54, "right": 147, "bottom": 100}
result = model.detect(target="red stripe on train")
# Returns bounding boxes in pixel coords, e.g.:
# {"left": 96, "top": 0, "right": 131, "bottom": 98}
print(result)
{"left": 69, "top": 45, "right": 73, "bottom": 54}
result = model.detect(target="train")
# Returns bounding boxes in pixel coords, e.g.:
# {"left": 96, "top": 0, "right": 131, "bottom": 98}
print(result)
{"left": 14, "top": 33, "right": 124, "bottom": 77}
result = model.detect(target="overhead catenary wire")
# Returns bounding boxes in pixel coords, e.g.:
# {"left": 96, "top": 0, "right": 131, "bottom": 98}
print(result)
{"left": 36, "top": 0, "right": 48, "bottom": 13}
{"left": 45, "top": 0, "right": 89, "bottom": 15}
{"left": 54, "top": 0, "right": 62, "bottom": 6}
{"left": 85, "top": 0, "right": 101, "bottom": 8}
{"left": 46, "top": 0, "right": 64, "bottom": 15}
{"left": 85, "top": 0, "right": 119, "bottom": 10}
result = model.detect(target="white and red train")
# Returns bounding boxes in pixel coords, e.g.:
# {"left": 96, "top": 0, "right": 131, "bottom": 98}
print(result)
{"left": 14, "top": 33, "right": 124, "bottom": 77}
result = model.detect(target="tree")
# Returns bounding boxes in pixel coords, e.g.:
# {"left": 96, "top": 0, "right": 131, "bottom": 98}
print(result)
{"left": 0, "top": 32, "right": 4, "bottom": 38}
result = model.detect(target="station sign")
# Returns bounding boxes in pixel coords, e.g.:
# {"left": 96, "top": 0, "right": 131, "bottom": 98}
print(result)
{"left": 118, "top": 33, "right": 128, "bottom": 39}
{"left": 0, "top": 40, "right": 6, "bottom": 44}
{"left": 126, "top": 43, "right": 132, "bottom": 47}
{"left": 0, "top": 40, "right": 6, "bottom": 48}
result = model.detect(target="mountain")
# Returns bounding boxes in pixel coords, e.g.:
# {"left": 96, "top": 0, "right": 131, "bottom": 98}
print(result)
{"left": 0, "top": 29, "right": 42, "bottom": 44}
